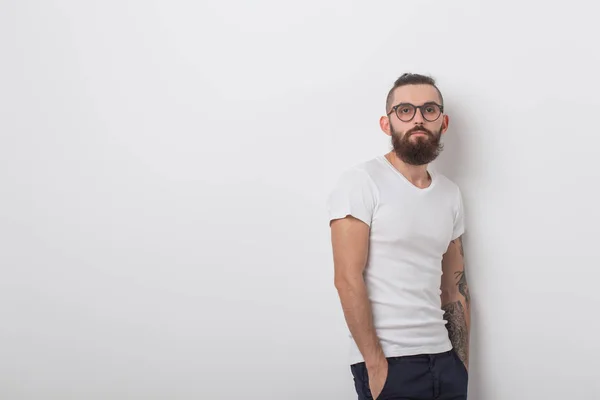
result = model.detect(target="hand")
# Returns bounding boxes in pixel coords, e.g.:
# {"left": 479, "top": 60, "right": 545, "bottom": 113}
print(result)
{"left": 366, "top": 358, "right": 389, "bottom": 399}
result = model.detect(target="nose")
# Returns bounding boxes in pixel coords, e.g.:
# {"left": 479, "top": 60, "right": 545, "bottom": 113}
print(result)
{"left": 412, "top": 107, "right": 425, "bottom": 124}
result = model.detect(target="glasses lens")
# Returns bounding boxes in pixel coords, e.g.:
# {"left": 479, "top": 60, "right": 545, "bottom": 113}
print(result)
{"left": 422, "top": 103, "right": 441, "bottom": 121}
{"left": 396, "top": 104, "right": 416, "bottom": 122}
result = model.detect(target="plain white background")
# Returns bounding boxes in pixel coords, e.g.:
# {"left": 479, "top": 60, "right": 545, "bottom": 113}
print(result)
{"left": 1, "top": 1, "right": 599, "bottom": 399}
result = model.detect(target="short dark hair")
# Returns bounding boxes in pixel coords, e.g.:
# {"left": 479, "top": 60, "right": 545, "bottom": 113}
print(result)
{"left": 385, "top": 73, "right": 444, "bottom": 114}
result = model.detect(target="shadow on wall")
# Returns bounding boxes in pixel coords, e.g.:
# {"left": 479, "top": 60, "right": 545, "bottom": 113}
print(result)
{"left": 431, "top": 105, "right": 486, "bottom": 400}
{"left": 432, "top": 104, "right": 469, "bottom": 181}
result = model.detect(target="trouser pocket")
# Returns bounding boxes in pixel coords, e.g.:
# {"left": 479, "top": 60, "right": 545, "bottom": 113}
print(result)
{"left": 350, "top": 360, "right": 392, "bottom": 400}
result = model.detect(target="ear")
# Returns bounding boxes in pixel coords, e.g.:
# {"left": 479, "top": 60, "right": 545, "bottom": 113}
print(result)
{"left": 440, "top": 114, "right": 450, "bottom": 135}
{"left": 380, "top": 115, "right": 392, "bottom": 137}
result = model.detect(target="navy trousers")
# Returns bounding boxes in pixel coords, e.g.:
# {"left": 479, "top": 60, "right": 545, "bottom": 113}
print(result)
{"left": 350, "top": 349, "right": 468, "bottom": 400}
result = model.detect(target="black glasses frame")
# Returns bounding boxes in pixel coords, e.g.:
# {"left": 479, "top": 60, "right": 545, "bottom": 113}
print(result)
{"left": 387, "top": 102, "right": 444, "bottom": 122}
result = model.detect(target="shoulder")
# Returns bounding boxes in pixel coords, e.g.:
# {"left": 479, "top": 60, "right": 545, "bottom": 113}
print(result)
{"left": 432, "top": 172, "right": 464, "bottom": 214}
{"left": 327, "top": 158, "right": 383, "bottom": 207}
{"left": 433, "top": 172, "right": 462, "bottom": 195}
{"left": 327, "top": 158, "right": 382, "bottom": 226}
{"left": 332, "top": 158, "right": 381, "bottom": 191}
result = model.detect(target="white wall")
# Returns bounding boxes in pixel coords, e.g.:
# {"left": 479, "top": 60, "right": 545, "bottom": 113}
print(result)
{"left": 1, "top": 1, "right": 599, "bottom": 399}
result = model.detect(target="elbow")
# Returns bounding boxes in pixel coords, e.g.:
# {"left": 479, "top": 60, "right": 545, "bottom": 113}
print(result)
{"left": 334, "top": 271, "right": 365, "bottom": 293}
{"left": 440, "top": 287, "right": 458, "bottom": 306}
{"left": 333, "top": 274, "right": 347, "bottom": 291}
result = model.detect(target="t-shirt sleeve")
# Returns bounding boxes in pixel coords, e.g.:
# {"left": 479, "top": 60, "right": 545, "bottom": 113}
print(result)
{"left": 326, "top": 168, "right": 378, "bottom": 227}
{"left": 451, "top": 187, "right": 465, "bottom": 240}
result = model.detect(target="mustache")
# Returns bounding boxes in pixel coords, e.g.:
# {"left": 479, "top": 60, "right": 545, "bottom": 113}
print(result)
{"left": 406, "top": 126, "right": 434, "bottom": 137}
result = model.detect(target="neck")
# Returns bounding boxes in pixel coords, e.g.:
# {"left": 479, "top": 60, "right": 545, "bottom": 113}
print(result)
{"left": 385, "top": 151, "right": 432, "bottom": 188}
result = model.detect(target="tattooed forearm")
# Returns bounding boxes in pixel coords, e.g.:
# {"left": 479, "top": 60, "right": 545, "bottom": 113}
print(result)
{"left": 443, "top": 300, "right": 468, "bottom": 365}
{"left": 442, "top": 235, "right": 470, "bottom": 367}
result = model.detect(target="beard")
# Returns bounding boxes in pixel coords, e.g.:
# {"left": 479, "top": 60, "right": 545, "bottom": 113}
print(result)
{"left": 391, "top": 124, "right": 444, "bottom": 166}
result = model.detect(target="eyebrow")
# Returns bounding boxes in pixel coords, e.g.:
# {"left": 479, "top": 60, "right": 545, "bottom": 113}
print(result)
{"left": 396, "top": 101, "right": 439, "bottom": 105}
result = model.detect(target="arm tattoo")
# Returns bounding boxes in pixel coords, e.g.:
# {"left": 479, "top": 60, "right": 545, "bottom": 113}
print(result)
{"left": 455, "top": 270, "right": 471, "bottom": 304}
{"left": 452, "top": 236, "right": 470, "bottom": 305}
{"left": 443, "top": 300, "right": 468, "bottom": 364}
{"left": 445, "top": 235, "right": 470, "bottom": 365}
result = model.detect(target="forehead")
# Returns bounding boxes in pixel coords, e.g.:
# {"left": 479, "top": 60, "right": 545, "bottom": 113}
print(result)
{"left": 392, "top": 84, "right": 441, "bottom": 105}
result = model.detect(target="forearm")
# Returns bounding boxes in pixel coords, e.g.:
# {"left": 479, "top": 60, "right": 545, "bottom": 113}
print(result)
{"left": 335, "top": 277, "right": 385, "bottom": 367}
{"left": 441, "top": 234, "right": 471, "bottom": 367}
{"left": 442, "top": 291, "right": 470, "bottom": 366}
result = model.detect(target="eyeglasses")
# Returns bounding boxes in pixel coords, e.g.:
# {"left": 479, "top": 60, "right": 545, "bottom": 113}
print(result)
{"left": 387, "top": 102, "right": 444, "bottom": 122}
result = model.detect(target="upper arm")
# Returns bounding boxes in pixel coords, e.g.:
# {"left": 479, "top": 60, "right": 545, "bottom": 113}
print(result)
{"left": 326, "top": 168, "right": 377, "bottom": 284}
{"left": 441, "top": 236, "right": 469, "bottom": 303}
{"left": 441, "top": 185, "right": 468, "bottom": 298}
{"left": 442, "top": 236, "right": 464, "bottom": 285}
{"left": 330, "top": 216, "right": 370, "bottom": 285}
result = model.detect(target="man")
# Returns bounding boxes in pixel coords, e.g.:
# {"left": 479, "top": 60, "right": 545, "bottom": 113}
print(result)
{"left": 327, "top": 73, "right": 471, "bottom": 399}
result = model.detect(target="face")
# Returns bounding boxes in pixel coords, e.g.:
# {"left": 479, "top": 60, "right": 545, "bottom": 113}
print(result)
{"left": 382, "top": 84, "right": 449, "bottom": 166}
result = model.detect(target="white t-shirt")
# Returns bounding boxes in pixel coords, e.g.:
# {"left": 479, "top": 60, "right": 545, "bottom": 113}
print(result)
{"left": 327, "top": 155, "right": 465, "bottom": 365}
